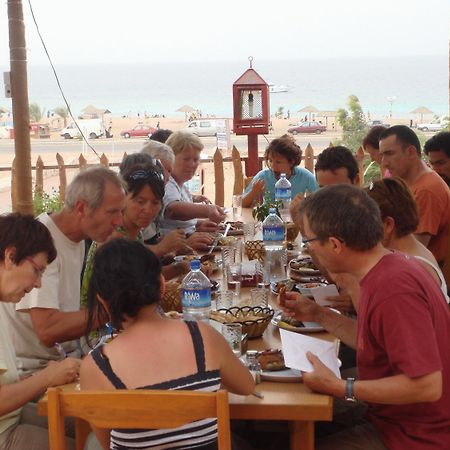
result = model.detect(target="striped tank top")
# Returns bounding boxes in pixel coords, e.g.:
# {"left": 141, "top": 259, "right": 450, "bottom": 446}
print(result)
{"left": 91, "top": 321, "right": 221, "bottom": 450}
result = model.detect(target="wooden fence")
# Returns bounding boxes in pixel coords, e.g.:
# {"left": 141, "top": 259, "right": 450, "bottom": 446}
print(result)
{"left": 6, "top": 144, "right": 367, "bottom": 211}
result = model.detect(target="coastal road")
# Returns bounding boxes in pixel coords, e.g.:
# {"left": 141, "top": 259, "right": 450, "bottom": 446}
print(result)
{"left": 0, "top": 132, "right": 337, "bottom": 165}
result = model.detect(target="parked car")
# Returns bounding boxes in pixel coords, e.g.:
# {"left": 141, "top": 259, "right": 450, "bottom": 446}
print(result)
{"left": 120, "top": 124, "right": 157, "bottom": 138}
{"left": 287, "top": 121, "right": 326, "bottom": 135}
{"left": 61, "top": 119, "right": 104, "bottom": 139}
{"left": 417, "top": 121, "right": 445, "bottom": 132}
{"left": 367, "top": 120, "right": 389, "bottom": 128}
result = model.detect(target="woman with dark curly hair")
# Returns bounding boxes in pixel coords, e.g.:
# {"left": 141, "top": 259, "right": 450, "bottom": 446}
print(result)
{"left": 242, "top": 134, "right": 318, "bottom": 207}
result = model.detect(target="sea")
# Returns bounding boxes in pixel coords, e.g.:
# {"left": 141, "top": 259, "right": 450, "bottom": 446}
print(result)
{"left": 1, "top": 55, "right": 448, "bottom": 119}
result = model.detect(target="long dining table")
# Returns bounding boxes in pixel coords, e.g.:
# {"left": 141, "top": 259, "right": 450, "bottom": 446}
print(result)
{"left": 38, "top": 208, "right": 335, "bottom": 450}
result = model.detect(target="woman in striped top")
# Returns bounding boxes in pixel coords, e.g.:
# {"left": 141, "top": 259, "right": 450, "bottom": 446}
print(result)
{"left": 80, "top": 239, "right": 254, "bottom": 450}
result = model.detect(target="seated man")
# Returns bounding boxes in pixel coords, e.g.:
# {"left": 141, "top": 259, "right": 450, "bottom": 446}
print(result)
{"left": 1, "top": 166, "right": 125, "bottom": 375}
{"left": 314, "top": 146, "right": 359, "bottom": 187}
{"left": 283, "top": 184, "right": 450, "bottom": 450}
{"left": 424, "top": 131, "right": 450, "bottom": 187}
{"left": 379, "top": 125, "right": 450, "bottom": 266}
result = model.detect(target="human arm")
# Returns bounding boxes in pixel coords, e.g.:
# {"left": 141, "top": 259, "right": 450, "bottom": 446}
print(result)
{"left": 186, "top": 232, "right": 215, "bottom": 251}
{"left": 242, "top": 179, "right": 265, "bottom": 208}
{"left": 303, "top": 352, "right": 442, "bottom": 404}
{"left": 289, "top": 193, "right": 305, "bottom": 224}
{"left": 161, "top": 261, "right": 190, "bottom": 280}
{"left": 0, "top": 358, "right": 80, "bottom": 416}
{"left": 165, "top": 202, "right": 226, "bottom": 223}
{"left": 192, "top": 194, "right": 212, "bottom": 204}
{"left": 195, "top": 219, "right": 220, "bottom": 233}
{"left": 29, "top": 308, "right": 103, "bottom": 348}
{"left": 282, "top": 291, "right": 357, "bottom": 348}
{"left": 148, "top": 229, "right": 190, "bottom": 256}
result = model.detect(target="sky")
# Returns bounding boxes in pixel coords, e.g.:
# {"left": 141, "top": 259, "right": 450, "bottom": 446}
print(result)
{"left": 1, "top": 0, "right": 449, "bottom": 66}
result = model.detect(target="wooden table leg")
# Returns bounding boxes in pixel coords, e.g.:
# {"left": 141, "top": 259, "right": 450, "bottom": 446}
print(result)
{"left": 289, "top": 421, "right": 314, "bottom": 450}
{"left": 75, "top": 418, "right": 91, "bottom": 450}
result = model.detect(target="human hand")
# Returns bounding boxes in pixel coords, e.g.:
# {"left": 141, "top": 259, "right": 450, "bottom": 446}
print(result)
{"left": 159, "top": 229, "right": 188, "bottom": 254}
{"left": 196, "top": 219, "right": 219, "bottom": 233}
{"left": 325, "top": 292, "right": 355, "bottom": 314}
{"left": 44, "top": 358, "right": 80, "bottom": 387}
{"left": 207, "top": 205, "right": 226, "bottom": 223}
{"left": 186, "top": 232, "right": 215, "bottom": 251}
{"left": 290, "top": 193, "right": 305, "bottom": 224}
{"left": 302, "top": 352, "right": 340, "bottom": 395}
{"left": 193, "top": 194, "right": 212, "bottom": 204}
{"left": 280, "top": 291, "right": 323, "bottom": 323}
{"left": 252, "top": 179, "right": 265, "bottom": 195}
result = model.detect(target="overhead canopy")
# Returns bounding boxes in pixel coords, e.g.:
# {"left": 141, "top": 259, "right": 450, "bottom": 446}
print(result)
{"left": 176, "top": 104, "right": 195, "bottom": 113}
{"left": 298, "top": 105, "right": 319, "bottom": 113}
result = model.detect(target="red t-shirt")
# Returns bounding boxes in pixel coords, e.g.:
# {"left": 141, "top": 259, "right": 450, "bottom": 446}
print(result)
{"left": 358, "top": 252, "right": 450, "bottom": 450}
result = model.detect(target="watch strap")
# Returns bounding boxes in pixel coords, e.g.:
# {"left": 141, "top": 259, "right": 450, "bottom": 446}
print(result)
{"left": 345, "top": 377, "right": 357, "bottom": 402}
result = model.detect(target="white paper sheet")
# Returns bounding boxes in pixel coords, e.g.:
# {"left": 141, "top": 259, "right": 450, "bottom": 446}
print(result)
{"left": 280, "top": 328, "right": 341, "bottom": 378}
{"left": 311, "top": 284, "right": 339, "bottom": 306}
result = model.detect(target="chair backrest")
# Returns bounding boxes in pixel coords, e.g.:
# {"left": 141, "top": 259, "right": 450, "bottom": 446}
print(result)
{"left": 47, "top": 388, "right": 231, "bottom": 450}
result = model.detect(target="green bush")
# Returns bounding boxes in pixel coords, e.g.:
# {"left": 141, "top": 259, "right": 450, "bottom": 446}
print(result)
{"left": 34, "top": 188, "right": 63, "bottom": 215}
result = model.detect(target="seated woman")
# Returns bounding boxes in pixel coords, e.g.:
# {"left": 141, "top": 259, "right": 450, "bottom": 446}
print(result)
{"left": 81, "top": 156, "right": 190, "bottom": 305}
{"left": 242, "top": 134, "right": 318, "bottom": 208}
{"left": 160, "top": 131, "right": 226, "bottom": 250}
{"left": 367, "top": 177, "right": 448, "bottom": 302}
{"left": 80, "top": 239, "right": 254, "bottom": 450}
{"left": 0, "top": 213, "right": 79, "bottom": 450}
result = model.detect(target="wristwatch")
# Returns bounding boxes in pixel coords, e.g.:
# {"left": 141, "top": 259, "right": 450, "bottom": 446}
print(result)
{"left": 345, "top": 377, "right": 357, "bottom": 403}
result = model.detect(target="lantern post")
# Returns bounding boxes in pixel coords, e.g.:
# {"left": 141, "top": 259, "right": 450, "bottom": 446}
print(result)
{"left": 232, "top": 57, "right": 270, "bottom": 176}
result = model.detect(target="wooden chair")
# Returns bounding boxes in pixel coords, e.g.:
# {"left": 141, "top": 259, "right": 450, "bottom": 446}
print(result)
{"left": 47, "top": 388, "right": 231, "bottom": 450}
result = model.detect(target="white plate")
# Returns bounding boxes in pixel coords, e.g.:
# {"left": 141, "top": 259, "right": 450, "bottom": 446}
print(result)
{"left": 261, "top": 368, "right": 302, "bottom": 382}
{"left": 271, "top": 311, "right": 324, "bottom": 333}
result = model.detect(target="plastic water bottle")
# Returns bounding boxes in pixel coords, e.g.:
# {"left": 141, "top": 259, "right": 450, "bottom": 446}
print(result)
{"left": 275, "top": 173, "right": 292, "bottom": 222}
{"left": 262, "top": 208, "right": 286, "bottom": 283}
{"left": 181, "top": 260, "right": 211, "bottom": 322}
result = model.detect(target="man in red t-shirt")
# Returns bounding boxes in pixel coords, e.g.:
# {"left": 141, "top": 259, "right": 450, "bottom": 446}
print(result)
{"left": 379, "top": 125, "right": 450, "bottom": 266}
{"left": 283, "top": 184, "right": 450, "bottom": 450}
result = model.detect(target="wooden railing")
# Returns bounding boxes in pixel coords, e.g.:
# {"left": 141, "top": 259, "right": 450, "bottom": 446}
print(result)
{"left": 6, "top": 144, "right": 367, "bottom": 211}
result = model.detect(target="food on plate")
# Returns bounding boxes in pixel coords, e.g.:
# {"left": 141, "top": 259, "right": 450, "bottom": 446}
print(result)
{"left": 257, "top": 349, "right": 286, "bottom": 371}
{"left": 210, "top": 310, "right": 266, "bottom": 323}
{"left": 289, "top": 257, "right": 318, "bottom": 271}
{"left": 278, "top": 315, "right": 304, "bottom": 328}
{"left": 271, "top": 279, "right": 294, "bottom": 294}
{"left": 217, "top": 236, "right": 237, "bottom": 246}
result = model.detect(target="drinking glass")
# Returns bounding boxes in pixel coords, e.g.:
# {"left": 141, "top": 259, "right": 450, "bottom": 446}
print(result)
{"left": 250, "top": 287, "right": 269, "bottom": 308}
{"left": 216, "top": 290, "right": 233, "bottom": 310}
{"left": 243, "top": 223, "right": 256, "bottom": 242}
{"left": 222, "top": 323, "right": 242, "bottom": 357}
{"left": 232, "top": 194, "right": 243, "bottom": 221}
{"left": 226, "top": 263, "right": 242, "bottom": 299}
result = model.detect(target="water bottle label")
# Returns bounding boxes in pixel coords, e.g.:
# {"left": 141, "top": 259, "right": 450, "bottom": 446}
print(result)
{"left": 182, "top": 288, "right": 211, "bottom": 308}
{"left": 263, "top": 226, "right": 284, "bottom": 241}
{"left": 275, "top": 187, "right": 291, "bottom": 200}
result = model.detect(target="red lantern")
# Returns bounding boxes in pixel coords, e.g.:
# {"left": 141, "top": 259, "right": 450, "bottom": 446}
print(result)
{"left": 233, "top": 57, "right": 270, "bottom": 175}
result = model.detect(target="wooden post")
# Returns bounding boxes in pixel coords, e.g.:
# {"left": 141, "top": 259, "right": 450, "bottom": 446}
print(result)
{"left": 56, "top": 153, "right": 66, "bottom": 205}
{"left": 213, "top": 148, "right": 224, "bottom": 207}
{"left": 8, "top": 0, "right": 34, "bottom": 214}
{"left": 245, "top": 134, "right": 261, "bottom": 176}
{"left": 356, "top": 146, "right": 365, "bottom": 187}
{"left": 304, "top": 144, "right": 315, "bottom": 174}
{"left": 100, "top": 153, "right": 109, "bottom": 167}
{"left": 78, "top": 154, "right": 87, "bottom": 171}
{"left": 35, "top": 156, "right": 44, "bottom": 198}
{"left": 11, "top": 158, "right": 17, "bottom": 212}
{"left": 231, "top": 146, "right": 244, "bottom": 195}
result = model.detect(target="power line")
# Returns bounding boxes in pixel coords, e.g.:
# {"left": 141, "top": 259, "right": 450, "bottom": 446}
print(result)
{"left": 26, "top": 0, "right": 100, "bottom": 159}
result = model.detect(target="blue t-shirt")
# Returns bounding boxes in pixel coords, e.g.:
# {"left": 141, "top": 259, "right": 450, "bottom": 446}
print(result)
{"left": 244, "top": 167, "right": 318, "bottom": 201}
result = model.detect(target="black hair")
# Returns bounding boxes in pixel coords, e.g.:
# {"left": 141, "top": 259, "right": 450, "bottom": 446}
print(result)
{"left": 297, "top": 184, "right": 383, "bottom": 251}
{"left": 0, "top": 213, "right": 56, "bottom": 264}
{"left": 363, "top": 125, "right": 388, "bottom": 150}
{"left": 424, "top": 131, "right": 450, "bottom": 157}
{"left": 149, "top": 129, "right": 173, "bottom": 143}
{"left": 315, "top": 146, "right": 358, "bottom": 183}
{"left": 119, "top": 155, "right": 165, "bottom": 201}
{"left": 85, "top": 238, "right": 162, "bottom": 335}
{"left": 379, "top": 125, "right": 421, "bottom": 156}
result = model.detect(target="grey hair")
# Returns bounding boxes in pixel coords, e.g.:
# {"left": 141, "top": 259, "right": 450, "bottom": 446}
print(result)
{"left": 166, "top": 131, "right": 203, "bottom": 155}
{"left": 141, "top": 140, "right": 175, "bottom": 164}
{"left": 65, "top": 166, "right": 125, "bottom": 211}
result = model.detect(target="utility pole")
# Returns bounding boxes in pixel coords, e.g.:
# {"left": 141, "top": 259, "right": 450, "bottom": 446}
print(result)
{"left": 8, "top": 0, "right": 34, "bottom": 214}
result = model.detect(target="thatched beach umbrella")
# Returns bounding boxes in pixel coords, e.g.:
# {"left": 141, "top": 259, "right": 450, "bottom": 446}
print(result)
{"left": 81, "top": 105, "right": 108, "bottom": 119}
{"left": 410, "top": 106, "right": 433, "bottom": 123}
{"left": 317, "top": 110, "right": 338, "bottom": 128}
{"left": 176, "top": 104, "right": 196, "bottom": 121}
{"left": 298, "top": 105, "right": 319, "bottom": 121}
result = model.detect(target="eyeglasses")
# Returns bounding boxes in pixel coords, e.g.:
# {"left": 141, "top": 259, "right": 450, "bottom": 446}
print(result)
{"left": 301, "top": 237, "right": 321, "bottom": 247}
{"left": 128, "top": 165, "right": 164, "bottom": 182}
{"left": 26, "top": 257, "right": 46, "bottom": 278}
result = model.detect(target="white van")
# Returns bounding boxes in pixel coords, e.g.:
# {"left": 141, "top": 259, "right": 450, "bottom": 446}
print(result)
{"left": 184, "top": 119, "right": 219, "bottom": 137}
{"left": 60, "top": 119, "right": 104, "bottom": 139}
